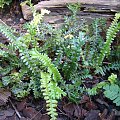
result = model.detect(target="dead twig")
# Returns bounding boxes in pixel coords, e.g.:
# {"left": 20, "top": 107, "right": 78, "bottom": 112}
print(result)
{"left": 9, "top": 98, "right": 22, "bottom": 119}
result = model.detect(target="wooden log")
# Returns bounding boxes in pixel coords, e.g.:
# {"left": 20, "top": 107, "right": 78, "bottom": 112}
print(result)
{"left": 21, "top": 0, "right": 120, "bottom": 23}
{"left": 34, "top": 0, "right": 120, "bottom": 11}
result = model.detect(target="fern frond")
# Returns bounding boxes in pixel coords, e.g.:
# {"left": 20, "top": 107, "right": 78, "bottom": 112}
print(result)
{"left": 0, "top": 23, "right": 17, "bottom": 42}
{"left": 97, "top": 13, "right": 120, "bottom": 65}
{"left": 95, "top": 61, "right": 120, "bottom": 76}
{"left": 87, "top": 82, "right": 107, "bottom": 95}
{"left": 103, "top": 84, "right": 120, "bottom": 106}
{"left": 103, "top": 61, "right": 120, "bottom": 73}
{"left": 40, "top": 72, "right": 66, "bottom": 120}
{"left": 30, "top": 49, "right": 62, "bottom": 82}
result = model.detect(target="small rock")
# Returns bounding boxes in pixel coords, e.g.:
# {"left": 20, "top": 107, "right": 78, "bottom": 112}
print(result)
{"left": 20, "top": 18, "right": 25, "bottom": 24}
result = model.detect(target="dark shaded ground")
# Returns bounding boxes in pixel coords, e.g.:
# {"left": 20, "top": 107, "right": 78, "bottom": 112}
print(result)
{"left": 0, "top": 1, "right": 120, "bottom": 120}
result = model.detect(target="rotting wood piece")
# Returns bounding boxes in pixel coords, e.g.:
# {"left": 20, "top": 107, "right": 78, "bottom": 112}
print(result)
{"left": 21, "top": 0, "right": 120, "bottom": 21}
{"left": 34, "top": 0, "right": 120, "bottom": 11}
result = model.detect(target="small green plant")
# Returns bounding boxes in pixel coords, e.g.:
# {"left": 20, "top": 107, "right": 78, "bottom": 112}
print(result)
{"left": 88, "top": 73, "right": 120, "bottom": 106}
{"left": 97, "top": 13, "right": 120, "bottom": 66}
{"left": 0, "top": 6, "right": 66, "bottom": 120}
{"left": 0, "top": 0, "right": 12, "bottom": 8}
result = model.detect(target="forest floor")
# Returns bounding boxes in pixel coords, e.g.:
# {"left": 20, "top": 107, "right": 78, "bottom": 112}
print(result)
{"left": 0, "top": 1, "right": 120, "bottom": 120}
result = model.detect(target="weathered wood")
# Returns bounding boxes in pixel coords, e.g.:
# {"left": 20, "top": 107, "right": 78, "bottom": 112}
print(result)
{"left": 21, "top": 0, "right": 120, "bottom": 24}
{"left": 35, "top": 0, "right": 120, "bottom": 11}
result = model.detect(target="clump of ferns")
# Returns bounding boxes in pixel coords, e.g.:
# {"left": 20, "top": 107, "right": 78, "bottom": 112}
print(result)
{"left": 96, "top": 13, "right": 120, "bottom": 66}
{"left": 0, "top": 9, "right": 66, "bottom": 120}
{"left": 95, "top": 13, "right": 120, "bottom": 76}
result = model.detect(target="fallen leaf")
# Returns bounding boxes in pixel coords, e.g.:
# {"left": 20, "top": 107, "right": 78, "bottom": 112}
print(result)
{"left": 86, "top": 101, "right": 98, "bottom": 110}
{"left": 17, "top": 99, "right": 27, "bottom": 111}
{"left": 63, "top": 103, "right": 75, "bottom": 117}
{"left": 32, "top": 112, "right": 42, "bottom": 120}
{"left": 0, "top": 88, "right": 11, "bottom": 106}
{"left": 74, "top": 105, "right": 87, "bottom": 118}
{"left": 99, "top": 109, "right": 115, "bottom": 120}
{"left": 6, "top": 114, "right": 19, "bottom": 120}
{"left": 20, "top": 117, "right": 27, "bottom": 120}
{"left": 80, "top": 95, "right": 90, "bottom": 104}
{"left": 0, "top": 115, "right": 6, "bottom": 120}
{"left": 23, "top": 107, "right": 37, "bottom": 118}
{"left": 96, "top": 98, "right": 109, "bottom": 107}
{"left": 84, "top": 110, "right": 100, "bottom": 120}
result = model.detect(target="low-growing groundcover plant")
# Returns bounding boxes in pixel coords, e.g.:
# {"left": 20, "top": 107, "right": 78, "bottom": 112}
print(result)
{"left": 0, "top": 2, "right": 120, "bottom": 119}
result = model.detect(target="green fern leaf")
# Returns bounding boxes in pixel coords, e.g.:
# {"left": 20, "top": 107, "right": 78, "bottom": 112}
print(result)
{"left": 97, "top": 13, "right": 120, "bottom": 65}
{"left": 40, "top": 72, "right": 66, "bottom": 120}
{"left": 0, "top": 23, "right": 17, "bottom": 42}
{"left": 103, "top": 84, "right": 120, "bottom": 106}
{"left": 30, "top": 49, "right": 62, "bottom": 82}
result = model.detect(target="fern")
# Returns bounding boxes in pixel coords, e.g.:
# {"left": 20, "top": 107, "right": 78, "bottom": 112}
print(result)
{"left": 29, "top": 49, "right": 66, "bottom": 119}
{"left": 103, "top": 84, "right": 120, "bottom": 106}
{"left": 97, "top": 13, "right": 120, "bottom": 65}
{"left": 0, "top": 23, "right": 17, "bottom": 43}
{"left": 30, "top": 49, "right": 62, "bottom": 82}
{"left": 40, "top": 72, "right": 65, "bottom": 120}
{"left": 88, "top": 73, "right": 120, "bottom": 106}
{"left": 0, "top": 12, "right": 65, "bottom": 119}
{"left": 95, "top": 61, "right": 120, "bottom": 76}
{"left": 87, "top": 82, "right": 107, "bottom": 95}
{"left": 102, "top": 61, "right": 120, "bottom": 73}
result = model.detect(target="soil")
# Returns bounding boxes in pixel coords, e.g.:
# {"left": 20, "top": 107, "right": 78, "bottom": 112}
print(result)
{"left": 0, "top": 1, "right": 120, "bottom": 120}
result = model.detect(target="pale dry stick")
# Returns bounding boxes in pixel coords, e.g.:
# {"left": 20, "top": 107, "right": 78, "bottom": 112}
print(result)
{"left": 0, "top": 19, "right": 7, "bottom": 25}
{"left": 9, "top": 99, "right": 22, "bottom": 119}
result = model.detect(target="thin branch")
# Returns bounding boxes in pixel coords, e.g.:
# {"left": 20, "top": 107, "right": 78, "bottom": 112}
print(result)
{"left": 9, "top": 98, "right": 22, "bottom": 118}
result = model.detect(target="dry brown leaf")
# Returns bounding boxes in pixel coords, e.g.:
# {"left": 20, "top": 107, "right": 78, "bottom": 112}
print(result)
{"left": 84, "top": 110, "right": 100, "bottom": 120}
{"left": 0, "top": 88, "right": 11, "bottom": 106}
{"left": 74, "top": 106, "right": 87, "bottom": 118}
{"left": 63, "top": 102, "right": 75, "bottom": 117}
{"left": 17, "top": 99, "right": 27, "bottom": 111}
{"left": 80, "top": 95, "right": 90, "bottom": 104}
{"left": 86, "top": 101, "right": 98, "bottom": 110}
{"left": 99, "top": 109, "right": 115, "bottom": 120}
{"left": 41, "top": 115, "right": 50, "bottom": 120}
{"left": 23, "top": 107, "right": 37, "bottom": 118}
